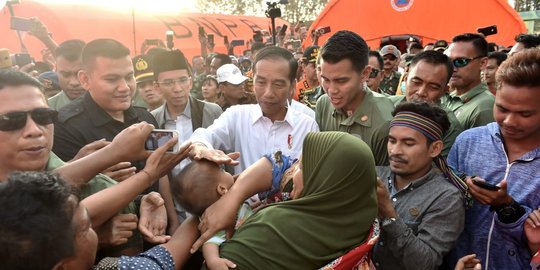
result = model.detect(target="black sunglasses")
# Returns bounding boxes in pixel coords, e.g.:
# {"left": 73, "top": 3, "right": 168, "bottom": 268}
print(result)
{"left": 369, "top": 68, "right": 380, "bottom": 78}
{"left": 0, "top": 108, "right": 58, "bottom": 131}
{"left": 452, "top": 56, "right": 484, "bottom": 68}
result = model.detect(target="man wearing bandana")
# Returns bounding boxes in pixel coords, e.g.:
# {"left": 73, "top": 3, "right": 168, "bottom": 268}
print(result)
{"left": 372, "top": 102, "right": 466, "bottom": 270}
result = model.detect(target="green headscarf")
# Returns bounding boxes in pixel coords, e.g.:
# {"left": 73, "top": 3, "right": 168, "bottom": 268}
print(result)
{"left": 219, "top": 132, "right": 378, "bottom": 269}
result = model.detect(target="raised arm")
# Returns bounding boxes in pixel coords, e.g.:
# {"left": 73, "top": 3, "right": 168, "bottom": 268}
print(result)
{"left": 191, "top": 157, "right": 273, "bottom": 252}
{"left": 81, "top": 138, "right": 191, "bottom": 227}
{"left": 54, "top": 122, "right": 154, "bottom": 186}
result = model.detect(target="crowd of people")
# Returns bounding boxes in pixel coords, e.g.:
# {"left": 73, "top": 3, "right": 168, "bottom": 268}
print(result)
{"left": 1, "top": 15, "right": 540, "bottom": 270}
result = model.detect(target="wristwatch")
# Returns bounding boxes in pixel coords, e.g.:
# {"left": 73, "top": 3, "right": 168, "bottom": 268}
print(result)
{"left": 382, "top": 217, "right": 397, "bottom": 227}
{"left": 494, "top": 199, "right": 525, "bottom": 224}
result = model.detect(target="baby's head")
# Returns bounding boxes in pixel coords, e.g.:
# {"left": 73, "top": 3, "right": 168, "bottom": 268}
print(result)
{"left": 170, "top": 160, "right": 234, "bottom": 217}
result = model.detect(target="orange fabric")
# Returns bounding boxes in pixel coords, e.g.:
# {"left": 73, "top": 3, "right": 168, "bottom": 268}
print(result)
{"left": 295, "top": 79, "right": 310, "bottom": 101}
{"left": 305, "top": 0, "right": 526, "bottom": 49}
{"left": 1, "top": 1, "right": 288, "bottom": 61}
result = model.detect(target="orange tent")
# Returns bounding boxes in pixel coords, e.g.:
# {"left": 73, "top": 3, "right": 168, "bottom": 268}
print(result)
{"left": 1, "top": 1, "right": 286, "bottom": 61}
{"left": 305, "top": 0, "right": 527, "bottom": 49}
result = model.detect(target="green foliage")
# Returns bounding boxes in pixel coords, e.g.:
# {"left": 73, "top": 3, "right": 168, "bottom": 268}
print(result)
{"left": 196, "top": 0, "right": 330, "bottom": 23}
{"left": 514, "top": 0, "right": 540, "bottom": 12}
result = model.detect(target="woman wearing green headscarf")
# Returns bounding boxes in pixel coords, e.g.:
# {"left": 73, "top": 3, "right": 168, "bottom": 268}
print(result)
{"left": 202, "top": 131, "right": 378, "bottom": 269}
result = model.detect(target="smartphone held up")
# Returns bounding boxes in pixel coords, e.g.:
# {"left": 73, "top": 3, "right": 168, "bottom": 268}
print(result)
{"left": 145, "top": 129, "right": 179, "bottom": 153}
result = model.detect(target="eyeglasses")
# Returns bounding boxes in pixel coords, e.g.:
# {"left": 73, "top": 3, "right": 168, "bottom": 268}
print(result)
{"left": 0, "top": 108, "right": 58, "bottom": 131}
{"left": 451, "top": 56, "right": 484, "bottom": 68}
{"left": 157, "top": 77, "right": 191, "bottom": 88}
{"left": 369, "top": 68, "right": 380, "bottom": 78}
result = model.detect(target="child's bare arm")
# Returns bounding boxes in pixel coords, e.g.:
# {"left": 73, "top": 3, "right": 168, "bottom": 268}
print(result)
{"left": 525, "top": 208, "right": 540, "bottom": 253}
{"left": 202, "top": 243, "right": 236, "bottom": 270}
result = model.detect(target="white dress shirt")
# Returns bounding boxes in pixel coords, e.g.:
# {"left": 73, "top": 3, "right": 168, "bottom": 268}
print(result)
{"left": 290, "top": 99, "right": 315, "bottom": 119}
{"left": 190, "top": 104, "right": 319, "bottom": 174}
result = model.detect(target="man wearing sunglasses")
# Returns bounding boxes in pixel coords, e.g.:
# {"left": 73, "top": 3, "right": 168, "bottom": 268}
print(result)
{"left": 379, "top": 45, "right": 402, "bottom": 96}
{"left": 442, "top": 33, "right": 495, "bottom": 130}
{"left": 0, "top": 69, "right": 145, "bottom": 258}
{"left": 446, "top": 47, "right": 540, "bottom": 270}
{"left": 388, "top": 51, "right": 464, "bottom": 157}
{"left": 367, "top": 50, "right": 385, "bottom": 94}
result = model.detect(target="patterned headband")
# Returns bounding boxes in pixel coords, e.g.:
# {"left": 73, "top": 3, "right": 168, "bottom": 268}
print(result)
{"left": 390, "top": 111, "right": 443, "bottom": 142}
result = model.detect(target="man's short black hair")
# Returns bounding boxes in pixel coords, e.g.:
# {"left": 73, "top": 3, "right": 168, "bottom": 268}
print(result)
{"left": 452, "top": 33, "right": 488, "bottom": 57}
{"left": 212, "top": 53, "right": 232, "bottom": 66}
{"left": 410, "top": 51, "right": 454, "bottom": 84}
{"left": 0, "top": 69, "right": 43, "bottom": 92}
{"left": 253, "top": 46, "right": 298, "bottom": 84}
{"left": 393, "top": 101, "right": 451, "bottom": 139}
{"left": 82, "top": 39, "right": 130, "bottom": 70}
{"left": 320, "top": 30, "right": 369, "bottom": 73}
{"left": 487, "top": 52, "right": 508, "bottom": 66}
{"left": 368, "top": 51, "right": 384, "bottom": 70}
{"left": 514, "top": 34, "right": 540, "bottom": 49}
{"left": 54, "top": 39, "right": 86, "bottom": 62}
{"left": 0, "top": 171, "right": 77, "bottom": 270}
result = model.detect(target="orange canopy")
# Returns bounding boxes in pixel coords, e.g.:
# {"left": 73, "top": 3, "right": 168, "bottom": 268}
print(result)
{"left": 1, "top": 1, "right": 285, "bottom": 60}
{"left": 305, "top": 0, "right": 527, "bottom": 49}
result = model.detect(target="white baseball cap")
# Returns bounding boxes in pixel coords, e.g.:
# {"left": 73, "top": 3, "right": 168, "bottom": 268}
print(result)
{"left": 216, "top": 64, "right": 248, "bottom": 85}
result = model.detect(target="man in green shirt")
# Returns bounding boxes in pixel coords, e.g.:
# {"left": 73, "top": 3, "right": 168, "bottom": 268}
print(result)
{"left": 388, "top": 51, "right": 463, "bottom": 157}
{"left": 442, "top": 33, "right": 494, "bottom": 129}
{"left": 48, "top": 39, "right": 86, "bottom": 110}
{"left": 0, "top": 69, "right": 148, "bottom": 257}
{"left": 379, "top": 45, "right": 402, "bottom": 95}
{"left": 316, "top": 30, "right": 394, "bottom": 166}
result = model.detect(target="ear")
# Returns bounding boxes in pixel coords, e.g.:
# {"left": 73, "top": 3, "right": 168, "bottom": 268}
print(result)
{"left": 78, "top": 70, "right": 90, "bottom": 91}
{"left": 429, "top": 140, "right": 443, "bottom": 158}
{"left": 361, "top": 65, "right": 372, "bottom": 82}
{"left": 216, "top": 183, "right": 229, "bottom": 196}
{"left": 479, "top": 57, "right": 488, "bottom": 69}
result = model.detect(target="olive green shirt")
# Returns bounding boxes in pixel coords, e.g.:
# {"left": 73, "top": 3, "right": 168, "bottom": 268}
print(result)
{"left": 48, "top": 91, "right": 75, "bottom": 111}
{"left": 315, "top": 90, "right": 394, "bottom": 165}
{"left": 46, "top": 152, "right": 142, "bottom": 252}
{"left": 442, "top": 83, "right": 495, "bottom": 130}
{"left": 389, "top": 95, "right": 464, "bottom": 157}
{"left": 380, "top": 71, "right": 402, "bottom": 95}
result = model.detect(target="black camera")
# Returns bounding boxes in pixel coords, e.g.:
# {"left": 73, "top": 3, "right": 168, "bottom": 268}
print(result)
{"left": 265, "top": 2, "right": 281, "bottom": 19}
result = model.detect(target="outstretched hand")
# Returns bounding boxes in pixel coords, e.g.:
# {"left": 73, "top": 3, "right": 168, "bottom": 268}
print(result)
{"left": 189, "top": 144, "right": 240, "bottom": 166}
{"left": 139, "top": 192, "right": 171, "bottom": 244}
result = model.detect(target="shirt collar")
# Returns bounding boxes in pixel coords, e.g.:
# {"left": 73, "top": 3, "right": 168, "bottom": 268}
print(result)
{"left": 449, "top": 83, "right": 489, "bottom": 103}
{"left": 387, "top": 166, "right": 439, "bottom": 195}
{"left": 83, "top": 92, "right": 138, "bottom": 126}
{"left": 164, "top": 100, "right": 192, "bottom": 121}
{"left": 487, "top": 122, "right": 540, "bottom": 161}
{"left": 251, "top": 104, "right": 295, "bottom": 126}
{"left": 332, "top": 88, "right": 374, "bottom": 128}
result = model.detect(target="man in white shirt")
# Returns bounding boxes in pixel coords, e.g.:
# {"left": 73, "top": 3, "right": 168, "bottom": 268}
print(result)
{"left": 190, "top": 46, "right": 319, "bottom": 174}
